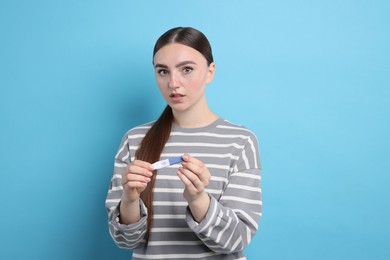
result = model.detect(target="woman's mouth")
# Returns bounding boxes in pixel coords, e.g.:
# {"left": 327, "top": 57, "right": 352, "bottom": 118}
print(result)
{"left": 169, "top": 93, "right": 185, "bottom": 102}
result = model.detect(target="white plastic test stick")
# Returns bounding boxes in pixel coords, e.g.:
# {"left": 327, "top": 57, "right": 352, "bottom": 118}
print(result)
{"left": 152, "top": 156, "right": 184, "bottom": 170}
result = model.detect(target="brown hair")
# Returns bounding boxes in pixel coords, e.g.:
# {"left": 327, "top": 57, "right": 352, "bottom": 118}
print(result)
{"left": 136, "top": 27, "right": 213, "bottom": 243}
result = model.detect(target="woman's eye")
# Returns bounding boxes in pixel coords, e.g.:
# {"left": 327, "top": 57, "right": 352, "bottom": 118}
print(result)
{"left": 183, "top": 67, "right": 193, "bottom": 74}
{"left": 158, "top": 69, "right": 168, "bottom": 76}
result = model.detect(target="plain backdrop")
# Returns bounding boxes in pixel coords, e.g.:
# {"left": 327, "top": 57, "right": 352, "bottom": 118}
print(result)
{"left": 1, "top": 1, "right": 389, "bottom": 259}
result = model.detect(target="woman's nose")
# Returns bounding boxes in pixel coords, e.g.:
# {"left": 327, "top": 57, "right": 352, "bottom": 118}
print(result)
{"left": 169, "top": 73, "right": 180, "bottom": 88}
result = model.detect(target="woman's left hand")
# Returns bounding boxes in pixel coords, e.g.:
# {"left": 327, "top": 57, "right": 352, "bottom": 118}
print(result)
{"left": 177, "top": 154, "right": 211, "bottom": 222}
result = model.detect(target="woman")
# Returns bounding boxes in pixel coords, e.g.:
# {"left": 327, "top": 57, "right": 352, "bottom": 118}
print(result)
{"left": 106, "top": 27, "right": 262, "bottom": 259}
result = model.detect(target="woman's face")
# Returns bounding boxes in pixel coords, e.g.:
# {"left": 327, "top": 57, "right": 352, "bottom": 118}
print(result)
{"left": 153, "top": 43, "right": 215, "bottom": 113}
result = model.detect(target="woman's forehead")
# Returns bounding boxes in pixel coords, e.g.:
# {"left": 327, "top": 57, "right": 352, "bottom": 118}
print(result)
{"left": 153, "top": 43, "right": 207, "bottom": 65}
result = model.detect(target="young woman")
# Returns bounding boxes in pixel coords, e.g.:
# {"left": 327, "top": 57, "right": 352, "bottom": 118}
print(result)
{"left": 106, "top": 27, "right": 262, "bottom": 260}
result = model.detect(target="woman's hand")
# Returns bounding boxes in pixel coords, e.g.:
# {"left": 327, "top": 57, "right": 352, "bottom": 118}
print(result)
{"left": 177, "top": 154, "right": 211, "bottom": 222}
{"left": 121, "top": 160, "right": 154, "bottom": 204}
{"left": 119, "top": 160, "right": 153, "bottom": 225}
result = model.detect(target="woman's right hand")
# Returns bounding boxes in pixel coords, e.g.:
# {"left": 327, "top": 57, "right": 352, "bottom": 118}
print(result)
{"left": 121, "top": 160, "right": 154, "bottom": 204}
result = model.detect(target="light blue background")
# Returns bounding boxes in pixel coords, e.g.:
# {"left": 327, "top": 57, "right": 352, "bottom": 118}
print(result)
{"left": 1, "top": 1, "right": 389, "bottom": 259}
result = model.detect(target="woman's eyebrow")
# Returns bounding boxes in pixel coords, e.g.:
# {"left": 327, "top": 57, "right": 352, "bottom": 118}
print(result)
{"left": 154, "top": 60, "right": 197, "bottom": 69}
{"left": 175, "top": 61, "right": 197, "bottom": 68}
{"left": 154, "top": 63, "right": 168, "bottom": 69}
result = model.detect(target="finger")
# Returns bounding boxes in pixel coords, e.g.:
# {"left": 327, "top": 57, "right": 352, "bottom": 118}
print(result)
{"left": 132, "top": 159, "right": 154, "bottom": 171}
{"left": 127, "top": 164, "right": 153, "bottom": 177}
{"left": 181, "top": 165, "right": 210, "bottom": 188}
{"left": 182, "top": 154, "right": 202, "bottom": 165}
{"left": 181, "top": 161, "right": 205, "bottom": 178}
{"left": 178, "top": 167, "right": 204, "bottom": 190}
{"left": 124, "top": 181, "right": 148, "bottom": 189}
{"left": 177, "top": 170, "right": 192, "bottom": 187}
{"left": 123, "top": 173, "right": 151, "bottom": 185}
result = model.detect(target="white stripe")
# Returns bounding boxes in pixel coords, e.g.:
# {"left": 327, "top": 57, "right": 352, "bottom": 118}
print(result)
{"left": 210, "top": 211, "right": 239, "bottom": 251}
{"left": 207, "top": 223, "right": 237, "bottom": 251}
{"left": 165, "top": 142, "right": 244, "bottom": 149}
{"left": 115, "top": 138, "right": 128, "bottom": 158}
{"left": 109, "top": 234, "right": 131, "bottom": 248}
{"left": 127, "top": 134, "right": 146, "bottom": 139}
{"left": 218, "top": 123, "right": 260, "bottom": 169}
{"left": 156, "top": 175, "right": 180, "bottom": 181}
{"left": 114, "top": 238, "right": 142, "bottom": 248}
{"left": 210, "top": 176, "right": 228, "bottom": 182}
{"left": 132, "top": 252, "right": 217, "bottom": 259}
{"left": 146, "top": 175, "right": 228, "bottom": 186}
{"left": 220, "top": 196, "right": 262, "bottom": 205}
{"left": 151, "top": 227, "right": 192, "bottom": 233}
{"left": 147, "top": 240, "right": 203, "bottom": 246}
{"left": 222, "top": 213, "right": 239, "bottom": 249}
{"left": 205, "top": 188, "right": 223, "bottom": 195}
{"left": 231, "top": 236, "right": 243, "bottom": 251}
{"left": 247, "top": 137, "right": 259, "bottom": 169}
{"left": 153, "top": 201, "right": 188, "bottom": 206}
{"left": 114, "top": 162, "right": 127, "bottom": 168}
{"left": 171, "top": 131, "right": 253, "bottom": 140}
{"left": 106, "top": 199, "right": 120, "bottom": 204}
{"left": 217, "top": 123, "right": 253, "bottom": 133}
{"left": 153, "top": 188, "right": 183, "bottom": 193}
{"left": 153, "top": 187, "right": 221, "bottom": 195}
{"left": 233, "top": 209, "right": 259, "bottom": 230}
{"left": 199, "top": 201, "right": 218, "bottom": 234}
{"left": 242, "top": 149, "right": 250, "bottom": 169}
{"left": 228, "top": 184, "right": 261, "bottom": 192}
{"left": 153, "top": 214, "right": 186, "bottom": 219}
{"left": 207, "top": 210, "right": 223, "bottom": 238}
{"left": 206, "top": 164, "right": 230, "bottom": 170}
{"left": 112, "top": 174, "right": 122, "bottom": 180}
{"left": 110, "top": 186, "right": 123, "bottom": 191}
{"left": 215, "top": 213, "right": 231, "bottom": 243}
{"left": 246, "top": 225, "right": 252, "bottom": 245}
{"left": 161, "top": 152, "right": 239, "bottom": 160}
{"left": 230, "top": 172, "right": 261, "bottom": 180}
{"left": 121, "top": 151, "right": 130, "bottom": 162}
{"left": 134, "top": 124, "right": 153, "bottom": 130}
{"left": 129, "top": 145, "right": 140, "bottom": 150}
{"left": 115, "top": 229, "right": 145, "bottom": 241}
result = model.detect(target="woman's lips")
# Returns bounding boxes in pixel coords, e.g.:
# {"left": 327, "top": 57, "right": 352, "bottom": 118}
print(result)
{"left": 169, "top": 93, "right": 185, "bottom": 102}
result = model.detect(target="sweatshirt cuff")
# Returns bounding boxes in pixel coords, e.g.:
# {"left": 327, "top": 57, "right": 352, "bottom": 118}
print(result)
{"left": 110, "top": 199, "right": 148, "bottom": 232}
{"left": 186, "top": 194, "right": 218, "bottom": 233}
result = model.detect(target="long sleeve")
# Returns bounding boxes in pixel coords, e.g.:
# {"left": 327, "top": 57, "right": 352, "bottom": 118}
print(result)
{"left": 186, "top": 134, "right": 262, "bottom": 253}
{"left": 105, "top": 134, "right": 148, "bottom": 249}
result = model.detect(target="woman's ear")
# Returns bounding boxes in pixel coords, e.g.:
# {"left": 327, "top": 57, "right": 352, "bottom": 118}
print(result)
{"left": 206, "top": 62, "right": 216, "bottom": 84}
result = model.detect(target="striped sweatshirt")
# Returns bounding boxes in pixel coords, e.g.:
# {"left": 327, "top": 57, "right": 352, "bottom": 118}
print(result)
{"left": 105, "top": 118, "right": 262, "bottom": 259}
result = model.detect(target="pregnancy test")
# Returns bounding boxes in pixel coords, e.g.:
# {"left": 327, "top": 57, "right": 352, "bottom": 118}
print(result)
{"left": 152, "top": 156, "right": 184, "bottom": 170}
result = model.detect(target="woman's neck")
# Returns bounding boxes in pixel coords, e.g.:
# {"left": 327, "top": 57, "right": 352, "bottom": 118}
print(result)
{"left": 173, "top": 108, "right": 218, "bottom": 128}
